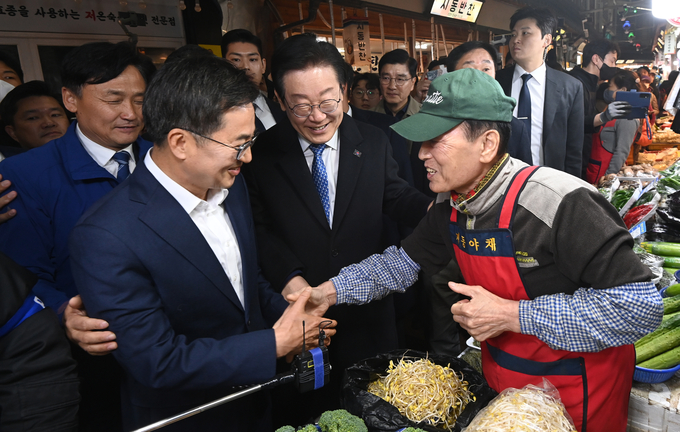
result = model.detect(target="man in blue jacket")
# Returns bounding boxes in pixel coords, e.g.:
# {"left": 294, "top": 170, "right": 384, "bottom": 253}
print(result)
{"left": 0, "top": 41, "right": 154, "bottom": 431}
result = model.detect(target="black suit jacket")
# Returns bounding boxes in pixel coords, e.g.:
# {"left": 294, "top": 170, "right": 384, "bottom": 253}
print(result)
{"left": 243, "top": 114, "right": 430, "bottom": 369}
{"left": 496, "top": 65, "right": 585, "bottom": 176}
{"left": 350, "top": 104, "right": 413, "bottom": 186}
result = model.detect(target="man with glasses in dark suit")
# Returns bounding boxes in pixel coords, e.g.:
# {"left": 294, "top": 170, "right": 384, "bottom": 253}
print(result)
{"left": 243, "top": 33, "right": 431, "bottom": 425}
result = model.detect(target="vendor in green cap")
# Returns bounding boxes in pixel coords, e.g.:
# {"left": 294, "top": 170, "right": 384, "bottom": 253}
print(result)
{"left": 288, "top": 68, "right": 662, "bottom": 432}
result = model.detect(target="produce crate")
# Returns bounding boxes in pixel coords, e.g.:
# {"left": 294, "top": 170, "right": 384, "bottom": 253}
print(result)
{"left": 633, "top": 364, "right": 680, "bottom": 384}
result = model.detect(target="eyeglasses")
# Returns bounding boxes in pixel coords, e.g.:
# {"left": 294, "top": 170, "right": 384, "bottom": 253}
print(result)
{"left": 352, "top": 89, "right": 380, "bottom": 98}
{"left": 284, "top": 94, "right": 342, "bottom": 118}
{"left": 379, "top": 75, "right": 413, "bottom": 87}
{"left": 180, "top": 128, "right": 257, "bottom": 161}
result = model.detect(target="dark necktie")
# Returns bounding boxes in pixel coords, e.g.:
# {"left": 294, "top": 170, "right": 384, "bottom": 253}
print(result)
{"left": 309, "top": 144, "right": 331, "bottom": 224}
{"left": 518, "top": 73, "right": 533, "bottom": 137}
{"left": 112, "top": 151, "right": 131, "bottom": 181}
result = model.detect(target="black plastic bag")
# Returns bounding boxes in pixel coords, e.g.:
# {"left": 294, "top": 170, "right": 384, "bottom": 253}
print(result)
{"left": 647, "top": 219, "right": 680, "bottom": 243}
{"left": 342, "top": 349, "right": 497, "bottom": 432}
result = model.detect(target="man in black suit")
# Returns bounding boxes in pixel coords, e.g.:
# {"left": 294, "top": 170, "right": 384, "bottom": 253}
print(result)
{"left": 243, "top": 34, "right": 431, "bottom": 424}
{"left": 222, "top": 29, "right": 285, "bottom": 133}
{"left": 495, "top": 7, "right": 584, "bottom": 177}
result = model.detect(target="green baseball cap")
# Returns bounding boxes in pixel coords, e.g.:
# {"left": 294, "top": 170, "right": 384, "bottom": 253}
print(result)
{"left": 391, "top": 68, "right": 516, "bottom": 142}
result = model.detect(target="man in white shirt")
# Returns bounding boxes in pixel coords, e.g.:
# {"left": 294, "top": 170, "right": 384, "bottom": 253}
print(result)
{"left": 495, "top": 6, "right": 584, "bottom": 177}
{"left": 70, "top": 54, "right": 335, "bottom": 432}
{"left": 222, "top": 29, "right": 285, "bottom": 133}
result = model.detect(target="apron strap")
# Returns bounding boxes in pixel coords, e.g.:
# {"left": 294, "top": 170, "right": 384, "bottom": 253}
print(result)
{"left": 497, "top": 166, "right": 540, "bottom": 230}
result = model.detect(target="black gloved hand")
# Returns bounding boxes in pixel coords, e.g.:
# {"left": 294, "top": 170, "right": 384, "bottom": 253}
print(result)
{"left": 601, "top": 101, "right": 632, "bottom": 123}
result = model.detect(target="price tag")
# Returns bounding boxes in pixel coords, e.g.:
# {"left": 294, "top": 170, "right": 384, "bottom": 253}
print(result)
{"left": 629, "top": 220, "right": 647, "bottom": 238}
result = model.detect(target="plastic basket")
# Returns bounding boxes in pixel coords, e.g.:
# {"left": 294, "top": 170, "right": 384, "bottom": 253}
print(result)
{"left": 633, "top": 363, "right": 680, "bottom": 383}
{"left": 661, "top": 286, "right": 669, "bottom": 297}
{"left": 675, "top": 269, "right": 680, "bottom": 283}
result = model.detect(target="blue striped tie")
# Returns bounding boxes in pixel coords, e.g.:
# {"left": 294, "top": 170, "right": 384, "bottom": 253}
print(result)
{"left": 309, "top": 144, "right": 331, "bottom": 224}
{"left": 112, "top": 151, "right": 131, "bottom": 181}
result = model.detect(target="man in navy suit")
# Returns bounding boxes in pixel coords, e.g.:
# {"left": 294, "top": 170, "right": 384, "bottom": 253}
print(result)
{"left": 495, "top": 7, "right": 584, "bottom": 177}
{"left": 0, "top": 41, "right": 155, "bottom": 431}
{"left": 222, "top": 29, "right": 285, "bottom": 133}
{"left": 70, "top": 55, "right": 335, "bottom": 432}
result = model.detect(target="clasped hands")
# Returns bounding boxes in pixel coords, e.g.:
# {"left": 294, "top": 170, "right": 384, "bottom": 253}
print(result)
{"left": 449, "top": 282, "right": 521, "bottom": 341}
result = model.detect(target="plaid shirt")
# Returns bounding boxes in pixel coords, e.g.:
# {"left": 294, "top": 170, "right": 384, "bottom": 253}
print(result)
{"left": 332, "top": 246, "right": 663, "bottom": 352}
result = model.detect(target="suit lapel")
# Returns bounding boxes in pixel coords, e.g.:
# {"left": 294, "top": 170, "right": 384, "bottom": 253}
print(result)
{"left": 333, "top": 115, "right": 364, "bottom": 229}
{"left": 496, "top": 66, "right": 514, "bottom": 97}
{"left": 132, "top": 162, "right": 245, "bottom": 312}
{"left": 543, "top": 68, "right": 561, "bottom": 140}
{"left": 222, "top": 179, "right": 251, "bottom": 317}
{"left": 273, "top": 120, "right": 331, "bottom": 229}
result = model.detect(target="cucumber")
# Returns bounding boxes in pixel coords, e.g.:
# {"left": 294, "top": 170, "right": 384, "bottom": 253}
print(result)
{"left": 636, "top": 326, "right": 680, "bottom": 363}
{"left": 668, "top": 284, "right": 680, "bottom": 297}
{"left": 641, "top": 242, "right": 680, "bottom": 257}
{"left": 638, "top": 345, "right": 680, "bottom": 369}
{"left": 663, "top": 311, "right": 680, "bottom": 323}
{"left": 636, "top": 313, "right": 680, "bottom": 349}
{"left": 662, "top": 256, "right": 680, "bottom": 269}
{"left": 664, "top": 295, "right": 680, "bottom": 315}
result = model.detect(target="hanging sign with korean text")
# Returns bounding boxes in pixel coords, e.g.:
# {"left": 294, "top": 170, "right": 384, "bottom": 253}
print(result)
{"left": 343, "top": 17, "right": 371, "bottom": 68}
{"left": 430, "top": 0, "right": 484, "bottom": 23}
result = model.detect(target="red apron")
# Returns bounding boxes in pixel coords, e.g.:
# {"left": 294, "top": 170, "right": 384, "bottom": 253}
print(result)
{"left": 586, "top": 119, "right": 616, "bottom": 184}
{"left": 449, "top": 166, "right": 634, "bottom": 432}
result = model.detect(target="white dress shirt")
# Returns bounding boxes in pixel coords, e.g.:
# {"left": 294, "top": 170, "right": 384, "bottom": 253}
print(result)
{"left": 346, "top": 105, "right": 353, "bottom": 117}
{"left": 511, "top": 62, "right": 546, "bottom": 166}
{"left": 144, "top": 151, "right": 245, "bottom": 307}
{"left": 77, "top": 124, "right": 136, "bottom": 176}
{"left": 254, "top": 93, "right": 277, "bottom": 131}
{"left": 298, "top": 129, "right": 340, "bottom": 228}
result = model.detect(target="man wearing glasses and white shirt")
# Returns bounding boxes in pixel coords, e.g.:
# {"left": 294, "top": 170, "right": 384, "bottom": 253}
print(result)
{"left": 243, "top": 33, "right": 431, "bottom": 426}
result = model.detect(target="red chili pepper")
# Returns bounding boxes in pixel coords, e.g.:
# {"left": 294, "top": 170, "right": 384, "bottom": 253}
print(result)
{"left": 623, "top": 204, "right": 655, "bottom": 229}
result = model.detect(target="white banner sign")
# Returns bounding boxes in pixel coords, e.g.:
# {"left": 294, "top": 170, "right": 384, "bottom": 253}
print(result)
{"left": 343, "top": 18, "right": 371, "bottom": 68}
{"left": 0, "top": 0, "right": 182, "bottom": 38}
{"left": 665, "top": 31, "right": 677, "bottom": 55}
{"left": 430, "top": 0, "right": 483, "bottom": 23}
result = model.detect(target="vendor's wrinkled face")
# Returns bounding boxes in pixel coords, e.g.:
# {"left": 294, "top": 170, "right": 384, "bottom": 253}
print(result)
{"left": 277, "top": 65, "right": 344, "bottom": 145}
{"left": 419, "top": 123, "right": 490, "bottom": 194}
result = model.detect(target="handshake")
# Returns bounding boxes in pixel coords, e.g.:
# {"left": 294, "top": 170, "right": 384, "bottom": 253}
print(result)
{"left": 273, "top": 277, "right": 338, "bottom": 361}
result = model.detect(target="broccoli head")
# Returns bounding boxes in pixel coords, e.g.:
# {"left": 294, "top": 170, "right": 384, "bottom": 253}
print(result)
{"left": 318, "top": 409, "right": 367, "bottom": 432}
{"left": 275, "top": 427, "right": 296, "bottom": 432}
{"left": 299, "top": 425, "right": 319, "bottom": 432}
{"left": 400, "top": 428, "right": 427, "bottom": 432}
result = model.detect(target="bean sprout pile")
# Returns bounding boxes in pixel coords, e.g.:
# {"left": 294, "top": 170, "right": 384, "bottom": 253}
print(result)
{"left": 367, "top": 357, "right": 475, "bottom": 430}
{"left": 463, "top": 386, "right": 576, "bottom": 432}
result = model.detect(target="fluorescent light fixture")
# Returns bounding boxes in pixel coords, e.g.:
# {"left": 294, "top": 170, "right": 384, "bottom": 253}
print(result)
{"left": 626, "top": 60, "right": 635, "bottom": 64}
{"left": 652, "top": 0, "right": 680, "bottom": 19}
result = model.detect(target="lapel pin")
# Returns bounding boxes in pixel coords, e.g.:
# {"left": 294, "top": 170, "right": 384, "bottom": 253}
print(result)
{"left": 353, "top": 149, "right": 362, "bottom": 158}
